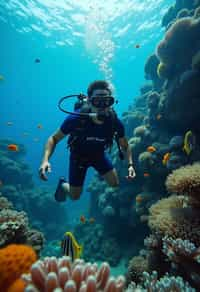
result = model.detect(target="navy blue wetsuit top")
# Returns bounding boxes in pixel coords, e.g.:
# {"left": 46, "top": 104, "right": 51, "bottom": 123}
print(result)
{"left": 60, "top": 112, "right": 125, "bottom": 157}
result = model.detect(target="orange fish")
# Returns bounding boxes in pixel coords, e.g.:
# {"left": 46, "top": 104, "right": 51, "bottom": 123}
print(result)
{"left": 156, "top": 114, "right": 162, "bottom": 120}
{"left": 37, "top": 124, "right": 43, "bottom": 129}
{"left": 7, "top": 144, "right": 19, "bottom": 151}
{"left": 147, "top": 146, "right": 156, "bottom": 153}
{"left": 136, "top": 195, "right": 143, "bottom": 204}
{"left": 162, "top": 152, "right": 170, "bottom": 165}
{"left": 143, "top": 172, "right": 150, "bottom": 177}
{"left": 80, "top": 215, "right": 86, "bottom": 224}
{"left": 135, "top": 44, "right": 140, "bottom": 48}
{"left": 89, "top": 218, "right": 95, "bottom": 224}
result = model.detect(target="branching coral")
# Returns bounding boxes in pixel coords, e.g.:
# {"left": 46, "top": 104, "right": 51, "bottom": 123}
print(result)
{"left": 23, "top": 256, "right": 125, "bottom": 292}
{"left": 126, "top": 271, "right": 195, "bottom": 291}
{"left": 162, "top": 236, "right": 200, "bottom": 289}
{"left": 165, "top": 163, "right": 200, "bottom": 200}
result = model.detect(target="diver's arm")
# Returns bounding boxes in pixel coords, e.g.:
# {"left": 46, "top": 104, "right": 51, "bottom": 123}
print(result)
{"left": 118, "top": 137, "right": 133, "bottom": 165}
{"left": 42, "top": 129, "right": 65, "bottom": 162}
{"left": 39, "top": 129, "right": 66, "bottom": 180}
{"left": 119, "top": 137, "right": 136, "bottom": 179}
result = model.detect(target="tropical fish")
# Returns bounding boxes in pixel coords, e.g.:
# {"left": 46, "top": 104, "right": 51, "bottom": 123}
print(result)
{"left": 80, "top": 215, "right": 86, "bottom": 223}
{"left": 89, "top": 217, "right": 95, "bottom": 224}
{"left": 135, "top": 44, "right": 140, "bottom": 48}
{"left": 147, "top": 146, "right": 156, "bottom": 153}
{"left": 183, "top": 130, "right": 195, "bottom": 155}
{"left": 7, "top": 144, "right": 19, "bottom": 151}
{"left": 162, "top": 152, "right": 170, "bottom": 165}
{"left": 143, "top": 172, "right": 150, "bottom": 177}
{"left": 61, "top": 232, "right": 83, "bottom": 261}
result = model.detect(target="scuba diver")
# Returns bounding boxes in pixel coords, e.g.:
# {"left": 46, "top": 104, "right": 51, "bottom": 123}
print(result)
{"left": 39, "top": 80, "right": 136, "bottom": 202}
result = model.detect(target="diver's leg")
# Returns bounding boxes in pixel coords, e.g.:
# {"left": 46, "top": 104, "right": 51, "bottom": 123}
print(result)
{"left": 92, "top": 153, "right": 119, "bottom": 188}
{"left": 54, "top": 154, "right": 87, "bottom": 202}
{"left": 67, "top": 153, "right": 88, "bottom": 200}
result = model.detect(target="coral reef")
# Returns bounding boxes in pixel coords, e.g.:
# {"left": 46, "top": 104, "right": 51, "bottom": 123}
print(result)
{"left": 157, "top": 16, "right": 200, "bottom": 77}
{"left": 126, "top": 271, "right": 195, "bottom": 291}
{"left": 0, "top": 195, "right": 45, "bottom": 254}
{"left": 126, "top": 255, "right": 149, "bottom": 285}
{"left": 162, "top": 236, "right": 200, "bottom": 289}
{"left": 23, "top": 256, "right": 125, "bottom": 291}
{"left": 148, "top": 195, "right": 200, "bottom": 246}
{"left": 166, "top": 163, "right": 200, "bottom": 200}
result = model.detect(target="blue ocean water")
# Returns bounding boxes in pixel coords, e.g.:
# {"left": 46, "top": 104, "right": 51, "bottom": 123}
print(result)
{"left": 0, "top": 0, "right": 174, "bottom": 219}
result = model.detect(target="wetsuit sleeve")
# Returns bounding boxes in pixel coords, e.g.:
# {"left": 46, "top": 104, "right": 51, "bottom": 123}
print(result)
{"left": 60, "top": 114, "right": 77, "bottom": 135}
{"left": 116, "top": 118, "right": 125, "bottom": 138}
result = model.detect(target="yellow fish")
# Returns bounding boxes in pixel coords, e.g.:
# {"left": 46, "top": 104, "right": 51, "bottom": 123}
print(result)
{"left": 162, "top": 152, "right": 170, "bottom": 165}
{"left": 183, "top": 130, "right": 195, "bottom": 155}
{"left": 61, "top": 232, "right": 83, "bottom": 261}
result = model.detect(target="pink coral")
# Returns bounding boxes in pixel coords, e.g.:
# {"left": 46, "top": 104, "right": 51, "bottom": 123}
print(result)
{"left": 23, "top": 256, "right": 125, "bottom": 292}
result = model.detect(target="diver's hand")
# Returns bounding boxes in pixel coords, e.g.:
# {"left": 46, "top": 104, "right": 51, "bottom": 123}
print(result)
{"left": 126, "top": 165, "right": 136, "bottom": 180}
{"left": 39, "top": 161, "right": 51, "bottom": 181}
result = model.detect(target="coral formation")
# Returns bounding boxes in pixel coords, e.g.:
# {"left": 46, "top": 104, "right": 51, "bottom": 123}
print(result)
{"left": 126, "top": 255, "right": 149, "bottom": 285}
{"left": 166, "top": 163, "right": 200, "bottom": 199}
{"left": 157, "top": 16, "right": 200, "bottom": 74}
{"left": 0, "top": 195, "right": 45, "bottom": 254}
{"left": 126, "top": 271, "right": 195, "bottom": 291}
{"left": 0, "top": 244, "right": 37, "bottom": 291}
{"left": 23, "top": 256, "right": 125, "bottom": 291}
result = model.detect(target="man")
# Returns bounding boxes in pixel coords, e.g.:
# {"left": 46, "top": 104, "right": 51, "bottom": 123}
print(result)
{"left": 39, "top": 80, "right": 136, "bottom": 201}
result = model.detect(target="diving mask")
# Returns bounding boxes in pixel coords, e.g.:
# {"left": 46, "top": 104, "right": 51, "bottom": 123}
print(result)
{"left": 90, "top": 95, "right": 115, "bottom": 108}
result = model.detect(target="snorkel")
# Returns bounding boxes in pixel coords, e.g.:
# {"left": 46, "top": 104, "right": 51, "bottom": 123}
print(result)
{"left": 58, "top": 93, "right": 117, "bottom": 121}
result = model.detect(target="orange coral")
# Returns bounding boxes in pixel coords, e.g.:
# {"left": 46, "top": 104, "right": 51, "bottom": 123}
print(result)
{"left": 0, "top": 244, "right": 37, "bottom": 291}
{"left": 7, "top": 279, "right": 26, "bottom": 292}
